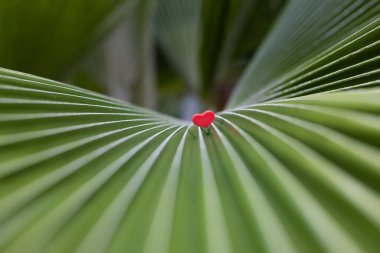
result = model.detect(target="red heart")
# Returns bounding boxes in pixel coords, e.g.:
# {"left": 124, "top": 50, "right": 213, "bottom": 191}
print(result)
{"left": 192, "top": 110, "right": 215, "bottom": 128}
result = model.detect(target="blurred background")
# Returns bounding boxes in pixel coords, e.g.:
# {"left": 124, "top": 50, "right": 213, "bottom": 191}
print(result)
{"left": 0, "top": 0, "right": 285, "bottom": 119}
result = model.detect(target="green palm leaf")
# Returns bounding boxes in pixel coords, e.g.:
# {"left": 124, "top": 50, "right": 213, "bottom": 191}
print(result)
{"left": 228, "top": 0, "right": 380, "bottom": 107}
{"left": 1, "top": 0, "right": 380, "bottom": 252}
{"left": 154, "top": 0, "right": 258, "bottom": 92}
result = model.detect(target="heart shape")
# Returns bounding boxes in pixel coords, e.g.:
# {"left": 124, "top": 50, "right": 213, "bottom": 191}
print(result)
{"left": 192, "top": 110, "right": 215, "bottom": 128}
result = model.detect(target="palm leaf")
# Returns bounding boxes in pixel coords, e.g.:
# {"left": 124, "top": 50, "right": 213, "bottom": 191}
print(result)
{"left": 228, "top": 0, "right": 380, "bottom": 107}
{"left": 1, "top": 0, "right": 380, "bottom": 252}
{"left": 153, "top": 0, "right": 257, "bottom": 92}
{"left": 154, "top": 0, "right": 202, "bottom": 89}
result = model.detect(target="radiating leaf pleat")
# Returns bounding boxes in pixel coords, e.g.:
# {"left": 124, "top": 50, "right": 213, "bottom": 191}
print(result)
{"left": 1, "top": 0, "right": 380, "bottom": 252}
{"left": 228, "top": 0, "right": 380, "bottom": 107}
{"left": 1, "top": 65, "right": 380, "bottom": 252}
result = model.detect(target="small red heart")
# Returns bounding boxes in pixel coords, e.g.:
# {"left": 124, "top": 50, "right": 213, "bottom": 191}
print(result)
{"left": 192, "top": 110, "right": 215, "bottom": 128}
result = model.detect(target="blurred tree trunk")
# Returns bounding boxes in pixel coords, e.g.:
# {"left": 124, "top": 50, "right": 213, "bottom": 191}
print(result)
{"left": 103, "top": 1, "right": 156, "bottom": 109}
